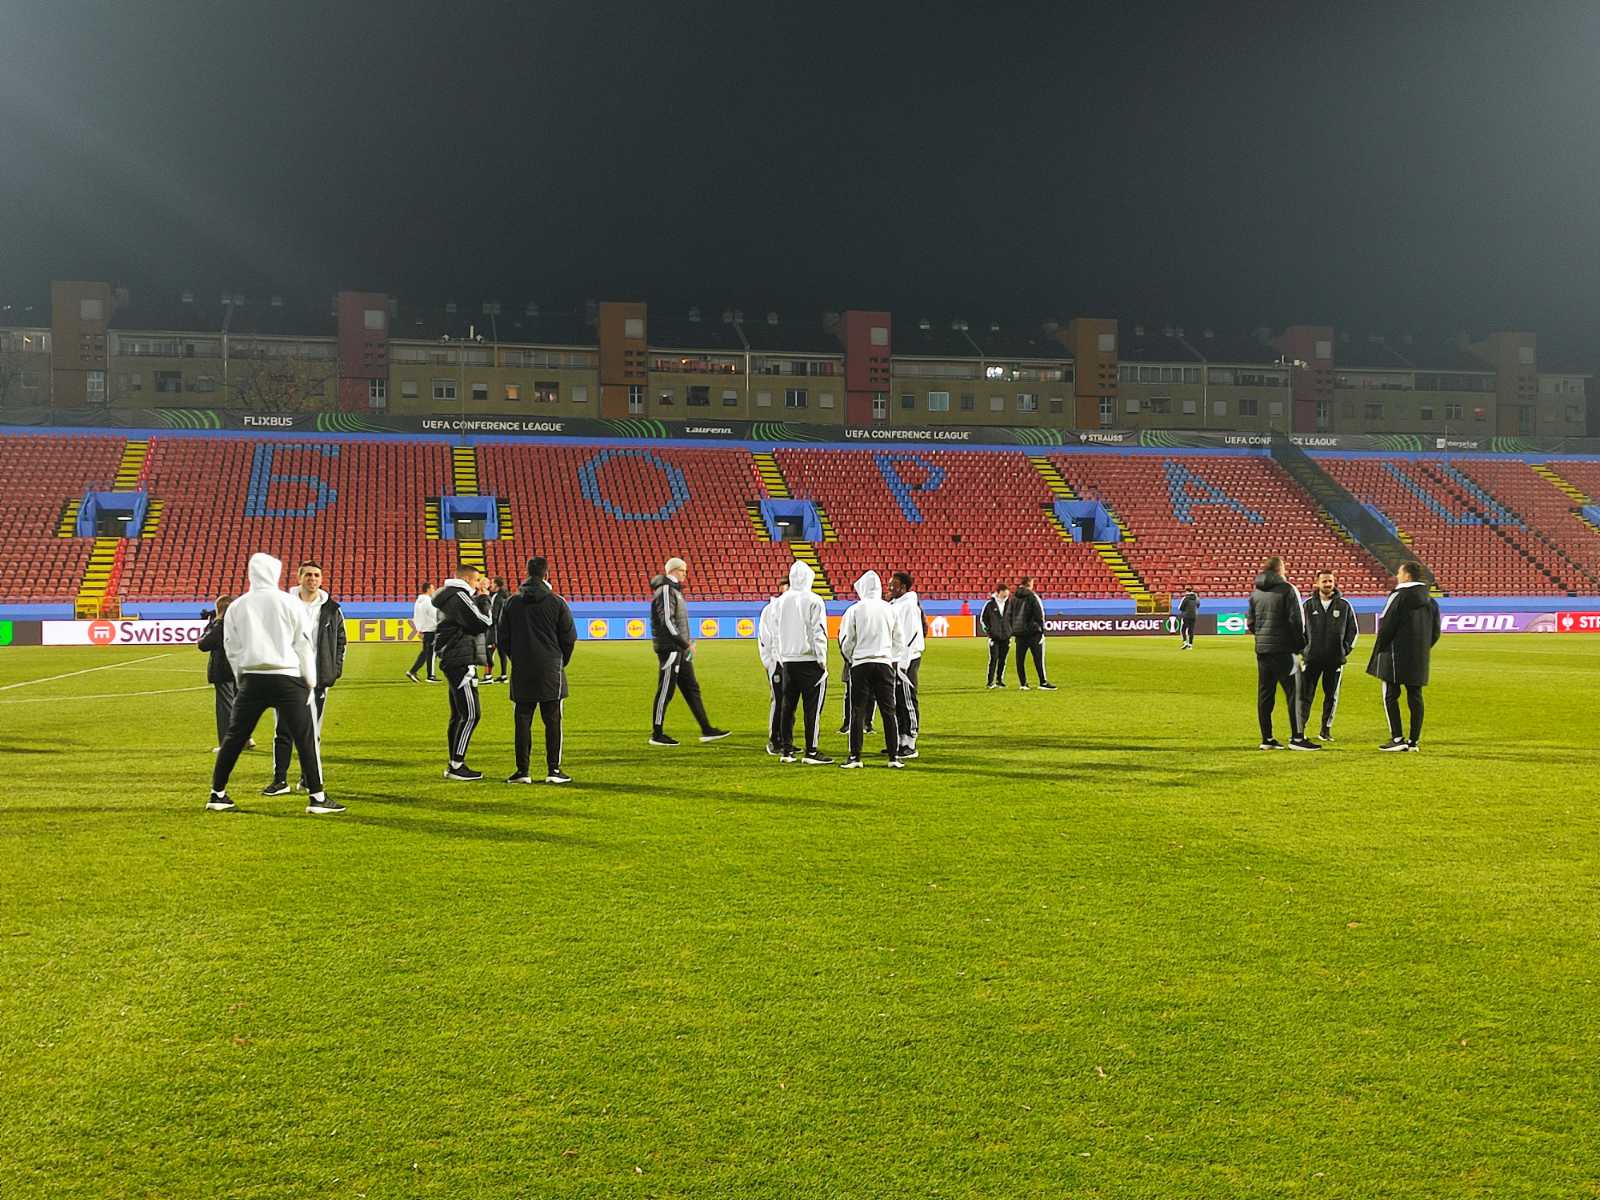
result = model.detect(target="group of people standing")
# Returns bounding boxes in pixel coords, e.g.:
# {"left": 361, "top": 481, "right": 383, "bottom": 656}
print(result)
{"left": 978, "top": 577, "right": 1056, "bottom": 690}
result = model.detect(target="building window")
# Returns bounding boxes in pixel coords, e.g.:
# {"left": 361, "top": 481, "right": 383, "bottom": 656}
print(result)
{"left": 79, "top": 297, "right": 104, "bottom": 321}
{"left": 573, "top": 385, "right": 589, "bottom": 404}
{"left": 368, "top": 378, "right": 387, "bottom": 409}
{"left": 819, "top": 392, "right": 834, "bottom": 409}
{"left": 1017, "top": 393, "right": 1039, "bottom": 413}
{"left": 86, "top": 369, "right": 106, "bottom": 403}
{"left": 1363, "top": 399, "right": 1383, "bottom": 421}
{"left": 624, "top": 317, "right": 644, "bottom": 339}
{"left": 1269, "top": 401, "right": 1284, "bottom": 418}
{"left": 1238, "top": 397, "right": 1258, "bottom": 417}
{"left": 686, "top": 385, "right": 711, "bottom": 407}
{"left": 1049, "top": 398, "right": 1065, "bottom": 415}
{"left": 722, "top": 389, "right": 739, "bottom": 407}
{"left": 471, "top": 382, "right": 489, "bottom": 403}
{"left": 1315, "top": 339, "right": 1332, "bottom": 360}
{"left": 1518, "top": 406, "right": 1534, "bottom": 434}
{"left": 987, "top": 395, "right": 1003, "bottom": 412}
{"left": 1096, "top": 332, "right": 1115, "bottom": 353}
{"left": 1182, "top": 398, "right": 1196, "bottom": 415}
{"left": 1566, "top": 404, "right": 1580, "bottom": 423}
{"left": 1125, "top": 397, "right": 1139, "bottom": 414}
{"left": 1213, "top": 400, "right": 1227, "bottom": 417}
{"left": 960, "top": 392, "right": 975, "bottom": 411}
{"left": 756, "top": 390, "right": 772, "bottom": 408}
{"left": 364, "top": 308, "right": 386, "bottom": 331}
{"left": 1315, "top": 398, "right": 1329, "bottom": 429}
{"left": 928, "top": 390, "right": 950, "bottom": 412}
{"left": 1518, "top": 345, "right": 1535, "bottom": 366}
{"left": 657, "top": 388, "right": 674, "bottom": 406}
{"left": 124, "top": 373, "right": 143, "bottom": 393}
{"left": 785, "top": 388, "right": 808, "bottom": 409}
{"left": 433, "top": 378, "right": 457, "bottom": 402}
{"left": 872, "top": 393, "right": 887, "bottom": 421}
{"left": 1474, "top": 407, "right": 1487, "bottom": 422}
{"left": 628, "top": 384, "right": 644, "bottom": 413}
{"left": 1419, "top": 404, "right": 1433, "bottom": 422}
{"left": 502, "top": 383, "right": 520, "bottom": 402}
{"left": 401, "top": 380, "right": 418, "bottom": 399}
{"left": 155, "top": 371, "right": 183, "bottom": 394}
{"left": 898, "top": 392, "right": 914, "bottom": 410}
{"left": 533, "top": 381, "right": 557, "bottom": 404}
{"left": 189, "top": 374, "right": 216, "bottom": 394}
{"left": 870, "top": 326, "right": 888, "bottom": 346}
{"left": 1099, "top": 396, "right": 1113, "bottom": 427}
{"left": 1445, "top": 402, "right": 1463, "bottom": 420}
{"left": 1146, "top": 396, "right": 1170, "bottom": 415}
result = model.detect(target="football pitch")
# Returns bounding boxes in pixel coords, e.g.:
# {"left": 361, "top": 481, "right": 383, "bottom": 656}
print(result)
{"left": 2, "top": 634, "right": 1596, "bottom": 1198}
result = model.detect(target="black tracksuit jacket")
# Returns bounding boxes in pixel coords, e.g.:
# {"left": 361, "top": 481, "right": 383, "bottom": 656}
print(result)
{"left": 432, "top": 580, "right": 493, "bottom": 669}
{"left": 1246, "top": 571, "right": 1308, "bottom": 655}
{"left": 980, "top": 596, "right": 1012, "bottom": 640}
{"left": 1301, "top": 589, "right": 1357, "bottom": 666}
{"left": 1011, "top": 587, "right": 1044, "bottom": 639}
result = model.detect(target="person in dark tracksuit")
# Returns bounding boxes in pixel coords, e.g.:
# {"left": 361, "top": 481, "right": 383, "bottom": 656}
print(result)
{"left": 500, "top": 557, "right": 577, "bottom": 784}
{"left": 1177, "top": 587, "right": 1199, "bottom": 649}
{"left": 1367, "top": 560, "right": 1441, "bottom": 752}
{"left": 198, "top": 595, "right": 253, "bottom": 752}
{"left": 487, "top": 577, "right": 511, "bottom": 683}
{"left": 980, "top": 584, "right": 1012, "bottom": 687}
{"left": 1299, "top": 569, "right": 1358, "bottom": 741}
{"left": 1012, "top": 576, "right": 1056, "bottom": 689}
{"left": 1246, "top": 555, "right": 1319, "bottom": 750}
{"left": 265, "top": 560, "right": 345, "bottom": 796}
{"left": 433, "top": 564, "right": 494, "bottom": 780}
{"left": 648, "top": 557, "right": 730, "bottom": 747}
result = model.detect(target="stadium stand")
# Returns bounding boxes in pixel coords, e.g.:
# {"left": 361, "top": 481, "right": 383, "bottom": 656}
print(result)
{"left": 1318, "top": 457, "right": 1576, "bottom": 595}
{"left": 1051, "top": 453, "right": 1392, "bottom": 597}
{"left": 0, "top": 434, "right": 128, "bottom": 602}
{"left": 117, "top": 436, "right": 458, "bottom": 603}
{"left": 1448, "top": 460, "right": 1600, "bottom": 589}
{"left": 776, "top": 448, "right": 1125, "bottom": 599}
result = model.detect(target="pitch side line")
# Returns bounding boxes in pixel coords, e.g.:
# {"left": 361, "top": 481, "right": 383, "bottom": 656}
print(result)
{"left": 0, "top": 684, "right": 210, "bottom": 705}
{"left": 0, "top": 652, "right": 173, "bottom": 692}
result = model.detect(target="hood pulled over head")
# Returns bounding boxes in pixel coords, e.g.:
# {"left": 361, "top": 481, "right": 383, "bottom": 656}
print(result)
{"left": 855, "top": 570, "right": 882, "bottom": 601}
{"left": 788, "top": 559, "right": 814, "bottom": 594}
{"left": 248, "top": 552, "right": 283, "bottom": 591}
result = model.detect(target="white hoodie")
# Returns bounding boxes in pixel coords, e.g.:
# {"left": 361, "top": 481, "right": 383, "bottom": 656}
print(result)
{"left": 757, "top": 590, "right": 783, "bottom": 675}
{"left": 223, "top": 552, "right": 317, "bottom": 686}
{"left": 412, "top": 590, "right": 438, "bottom": 634}
{"left": 839, "top": 571, "right": 906, "bottom": 666}
{"left": 772, "top": 560, "right": 828, "bottom": 666}
{"left": 890, "top": 587, "right": 925, "bottom": 667}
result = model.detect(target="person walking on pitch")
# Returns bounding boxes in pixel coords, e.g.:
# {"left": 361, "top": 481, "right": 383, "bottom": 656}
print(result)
{"left": 434, "top": 564, "right": 495, "bottom": 780}
{"left": 1177, "top": 586, "right": 1200, "bottom": 649}
{"left": 837, "top": 570, "right": 906, "bottom": 769}
{"left": 1368, "top": 560, "right": 1441, "bottom": 752}
{"left": 980, "top": 582, "right": 1013, "bottom": 687}
{"left": 406, "top": 581, "right": 439, "bottom": 682}
{"left": 1247, "top": 556, "right": 1318, "bottom": 750}
{"left": 207, "top": 552, "right": 341, "bottom": 814}
{"left": 500, "top": 557, "right": 577, "bottom": 784}
{"left": 773, "top": 560, "right": 832, "bottom": 764}
{"left": 758, "top": 578, "right": 788, "bottom": 755}
{"left": 1299, "top": 569, "right": 1357, "bottom": 741}
{"left": 1011, "top": 576, "right": 1056, "bottom": 690}
{"left": 264, "top": 560, "right": 345, "bottom": 796}
{"left": 648, "top": 557, "right": 730, "bottom": 747}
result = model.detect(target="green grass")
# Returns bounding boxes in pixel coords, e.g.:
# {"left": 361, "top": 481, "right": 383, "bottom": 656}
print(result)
{"left": 2, "top": 635, "right": 1597, "bottom": 1198}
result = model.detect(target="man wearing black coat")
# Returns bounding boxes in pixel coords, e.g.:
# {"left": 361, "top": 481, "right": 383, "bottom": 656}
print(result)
{"left": 1367, "top": 560, "right": 1441, "bottom": 752}
{"left": 500, "top": 557, "right": 577, "bottom": 784}
{"left": 433, "top": 564, "right": 495, "bottom": 780}
{"left": 487, "top": 577, "right": 511, "bottom": 684}
{"left": 265, "top": 561, "right": 346, "bottom": 795}
{"left": 1177, "top": 587, "right": 1200, "bottom": 649}
{"left": 198, "top": 595, "right": 253, "bottom": 753}
{"left": 1011, "top": 576, "right": 1056, "bottom": 690}
{"left": 1299, "top": 569, "right": 1358, "bottom": 741}
{"left": 1246, "top": 555, "right": 1318, "bottom": 750}
{"left": 980, "top": 583, "right": 1012, "bottom": 688}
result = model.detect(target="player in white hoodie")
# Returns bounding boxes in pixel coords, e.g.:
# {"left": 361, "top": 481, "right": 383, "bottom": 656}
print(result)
{"left": 837, "top": 570, "right": 906, "bottom": 768}
{"left": 208, "top": 552, "right": 341, "bottom": 814}
{"left": 756, "top": 578, "right": 788, "bottom": 756}
{"left": 772, "top": 560, "right": 832, "bottom": 764}
{"left": 887, "top": 570, "right": 925, "bottom": 758}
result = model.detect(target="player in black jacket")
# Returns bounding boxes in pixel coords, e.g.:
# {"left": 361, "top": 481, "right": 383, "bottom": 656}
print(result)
{"left": 1298, "top": 569, "right": 1358, "bottom": 741}
{"left": 433, "top": 564, "right": 494, "bottom": 780}
{"left": 500, "top": 557, "right": 578, "bottom": 784}
{"left": 648, "top": 557, "right": 729, "bottom": 746}
{"left": 1366, "top": 561, "right": 1441, "bottom": 752}
{"left": 980, "top": 583, "right": 1012, "bottom": 688}
{"left": 1011, "top": 576, "right": 1055, "bottom": 690}
{"left": 1177, "top": 587, "right": 1199, "bottom": 649}
{"left": 486, "top": 577, "right": 511, "bottom": 683}
{"left": 1246, "top": 556, "right": 1317, "bottom": 750}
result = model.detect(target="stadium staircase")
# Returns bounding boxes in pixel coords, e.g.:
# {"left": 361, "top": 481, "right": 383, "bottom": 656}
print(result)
{"left": 1028, "top": 456, "right": 1152, "bottom": 604}
{"left": 751, "top": 450, "right": 833, "bottom": 598}
{"left": 71, "top": 439, "right": 152, "bottom": 617}
{"left": 450, "top": 446, "right": 487, "bottom": 571}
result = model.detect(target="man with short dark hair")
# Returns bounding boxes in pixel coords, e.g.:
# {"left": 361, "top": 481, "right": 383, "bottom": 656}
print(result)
{"left": 434, "top": 563, "right": 494, "bottom": 780}
{"left": 1368, "top": 560, "right": 1441, "bottom": 752}
{"left": 888, "top": 570, "right": 925, "bottom": 758}
{"left": 486, "top": 576, "right": 511, "bottom": 683}
{"left": 980, "top": 583, "right": 1012, "bottom": 688}
{"left": 406, "top": 581, "right": 439, "bottom": 682}
{"left": 1177, "top": 586, "right": 1200, "bottom": 650}
{"left": 263, "top": 560, "right": 345, "bottom": 796}
{"left": 1012, "top": 576, "right": 1055, "bottom": 690}
{"left": 1247, "top": 555, "right": 1317, "bottom": 750}
{"left": 501, "top": 557, "right": 577, "bottom": 784}
{"left": 1300, "top": 569, "right": 1357, "bottom": 741}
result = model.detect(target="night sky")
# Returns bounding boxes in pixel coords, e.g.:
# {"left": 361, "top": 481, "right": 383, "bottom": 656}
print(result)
{"left": 2, "top": 0, "right": 1597, "bottom": 345}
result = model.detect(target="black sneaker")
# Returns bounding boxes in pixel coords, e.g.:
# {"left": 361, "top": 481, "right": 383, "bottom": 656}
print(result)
{"left": 1038, "top": 682, "right": 1058, "bottom": 691}
{"left": 545, "top": 769, "right": 572, "bottom": 784}
{"left": 802, "top": 751, "right": 834, "bottom": 765}
{"left": 839, "top": 757, "right": 864, "bottom": 769}
{"left": 837, "top": 724, "right": 850, "bottom": 735}
{"left": 306, "top": 795, "right": 345, "bottom": 815}
{"left": 649, "top": 732, "right": 679, "bottom": 747}
{"left": 766, "top": 742, "right": 781, "bottom": 757}
{"left": 1288, "top": 736, "right": 1323, "bottom": 751}
{"left": 205, "top": 791, "right": 236, "bottom": 812}
{"left": 505, "top": 772, "right": 533, "bottom": 784}
{"left": 496, "top": 676, "right": 507, "bottom": 684}
{"left": 699, "top": 728, "right": 732, "bottom": 742}
{"left": 1319, "top": 729, "right": 1334, "bottom": 742}
{"left": 1379, "top": 738, "right": 1412, "bottom": 752}
{"left": 1406, "top": 740, "right": 1420, "bottom": 753}
{"left": 296, "top": 778, "right": 307, "bottom": 792}
{"left": 444, "top": 764, "right": 484, "bottom": 781}
{"left": 1259, "top": 738, "right": 1284, "bottom": 750}
{"left": 899, "top": 748, "right": 920, "bottom": 760}
{"left": 260, "top": 781, "right": 291, "bottom": 797}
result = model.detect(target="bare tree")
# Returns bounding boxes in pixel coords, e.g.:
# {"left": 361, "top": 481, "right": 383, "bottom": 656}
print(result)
{"left": 228, "top": 346, "right": 336, "bottom": 413}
